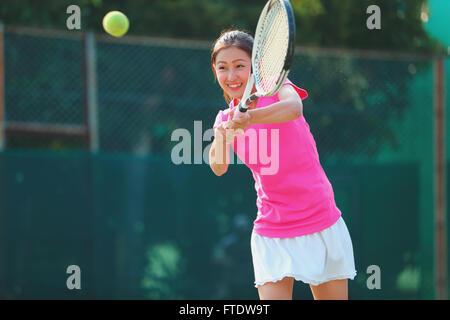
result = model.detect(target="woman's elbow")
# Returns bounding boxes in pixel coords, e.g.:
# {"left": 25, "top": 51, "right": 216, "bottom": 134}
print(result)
{"left": 212, "top": 168, "right": 227, "bottom": 176}
{"left": 210, "top": 163, "right": 227, "bottom": 176}
{"left": 214, "top": 169, "right": 226, "bottom": 177}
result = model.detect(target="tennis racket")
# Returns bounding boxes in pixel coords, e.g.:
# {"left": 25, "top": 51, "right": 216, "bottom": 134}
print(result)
{"left": 237, "top": 0, "right": 296, "bottom": 113}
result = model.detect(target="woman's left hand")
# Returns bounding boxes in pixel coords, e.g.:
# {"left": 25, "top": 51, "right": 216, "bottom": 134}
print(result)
{"left": 226, "top": 106, "right": 252, "bottom": 131}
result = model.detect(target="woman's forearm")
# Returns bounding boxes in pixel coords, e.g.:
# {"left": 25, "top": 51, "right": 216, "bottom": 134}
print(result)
{"left": 209, "top": 137, "right": 229, "bottom": 176}
{"left": 248, "top": 98, "right": 302, "bottom": 125}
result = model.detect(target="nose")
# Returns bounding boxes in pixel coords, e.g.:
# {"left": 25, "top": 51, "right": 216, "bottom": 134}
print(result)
{"left": 227, "top": 68, "right": 237, "bottom": 82}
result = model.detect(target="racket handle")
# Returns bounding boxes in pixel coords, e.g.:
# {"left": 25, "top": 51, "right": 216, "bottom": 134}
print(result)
{"left": 239, "top": 94, "right": 258, "bottom": 112}
{"left": 238, "top": 104, "right": 248, "bottom": 112}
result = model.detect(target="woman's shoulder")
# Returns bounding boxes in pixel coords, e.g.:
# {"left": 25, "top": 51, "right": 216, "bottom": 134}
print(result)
{"left": 283, "top": 78, "right": 308, "bottom": 101}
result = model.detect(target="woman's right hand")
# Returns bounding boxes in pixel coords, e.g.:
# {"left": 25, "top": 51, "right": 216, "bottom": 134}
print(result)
{"left": 209, "top": 110, "right": 244, "bottom": 176}
{"left": 215, "top": 122, "right": 243, "bottom": 145}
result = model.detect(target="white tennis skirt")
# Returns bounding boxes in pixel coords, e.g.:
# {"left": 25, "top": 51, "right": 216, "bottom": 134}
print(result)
{"left": 251, "top": 217, "right": 357, "bottom": 287}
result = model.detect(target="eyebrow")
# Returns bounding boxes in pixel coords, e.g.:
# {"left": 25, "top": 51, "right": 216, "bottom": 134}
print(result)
{"left": 216, "top": 59, "right": 248, "bottom": 64}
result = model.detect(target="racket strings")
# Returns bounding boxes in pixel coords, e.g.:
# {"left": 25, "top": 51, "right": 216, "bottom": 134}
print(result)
{"left": 254, "top": 1, "right": 289, "bottom": 94}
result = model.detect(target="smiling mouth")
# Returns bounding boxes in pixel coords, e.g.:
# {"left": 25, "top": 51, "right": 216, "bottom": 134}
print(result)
{"left": 227, "top": 83, "right": 243, "bottom": 90}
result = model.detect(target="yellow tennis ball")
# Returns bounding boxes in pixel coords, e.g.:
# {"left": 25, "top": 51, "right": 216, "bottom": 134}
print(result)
{"left": 102, "top": 11, "right": 129, "bottom": 37}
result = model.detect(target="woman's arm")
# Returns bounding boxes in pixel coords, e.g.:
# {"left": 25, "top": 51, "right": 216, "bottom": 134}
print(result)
{"left": 209, "top": 123, "right": 236, "bottom": 176}
{"left": 227, "top": 84, "right": 303, "bottom": 130}
{"left": 249, "top": 84, "right": 303, "bottom": 124}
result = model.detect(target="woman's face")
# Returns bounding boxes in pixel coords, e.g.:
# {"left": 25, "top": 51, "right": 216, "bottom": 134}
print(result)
{"left": 214, "top": 46, "right": 252, "bottom": 101}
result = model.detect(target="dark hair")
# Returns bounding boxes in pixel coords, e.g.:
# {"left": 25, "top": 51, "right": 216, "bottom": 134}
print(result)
{"left": 211, "top": 29, "right": 254, "bottom": 103}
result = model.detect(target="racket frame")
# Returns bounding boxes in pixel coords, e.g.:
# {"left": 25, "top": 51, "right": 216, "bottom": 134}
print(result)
{"left": 238, "top": 0, "right": 296, "bottom": 113}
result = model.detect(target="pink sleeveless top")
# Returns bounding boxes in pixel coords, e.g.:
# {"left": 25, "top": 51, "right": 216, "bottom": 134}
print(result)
{"left": 213, "top": 79, "right": 341, "bottom": 238}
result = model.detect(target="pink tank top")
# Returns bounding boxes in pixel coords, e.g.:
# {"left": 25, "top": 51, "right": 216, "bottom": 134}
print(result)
{"left": 213, "top": 79, "right": 341, "bottom": 238}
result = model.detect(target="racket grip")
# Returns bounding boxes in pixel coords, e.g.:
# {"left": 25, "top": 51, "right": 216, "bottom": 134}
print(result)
{"left": 238, "top": 104, "right": 248, "bottom": 112}
{"left": 239, "top": 94, "right": 258, "bottom": 112}
{"left": 243, "top": 94, "right": 258, "bottom": 110}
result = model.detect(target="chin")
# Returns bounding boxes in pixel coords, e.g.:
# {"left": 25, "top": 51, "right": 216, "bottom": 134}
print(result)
{"left": 229, "top": 92, "right": 244, "bottom": 100}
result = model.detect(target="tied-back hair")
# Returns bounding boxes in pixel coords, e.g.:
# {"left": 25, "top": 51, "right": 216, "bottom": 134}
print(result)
{"left": 211, "top": 29, "right": 254, "bottom": 103}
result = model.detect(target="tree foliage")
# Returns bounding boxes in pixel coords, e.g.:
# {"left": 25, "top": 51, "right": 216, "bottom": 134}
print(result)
{"left": 0, "top": 0, "right": 444, "bottom": 157}
{"left": 0, "top": 0, "right": 444, "bottom": 52}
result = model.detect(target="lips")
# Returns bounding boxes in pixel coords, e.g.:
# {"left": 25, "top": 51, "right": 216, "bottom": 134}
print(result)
{"left": 227, "top": 83, "right": 243, "bottom": 91}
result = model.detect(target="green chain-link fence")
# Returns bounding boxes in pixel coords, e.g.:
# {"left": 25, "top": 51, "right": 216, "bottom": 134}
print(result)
{"left": 0, "top": 26, "right": 447, "bottom": 299}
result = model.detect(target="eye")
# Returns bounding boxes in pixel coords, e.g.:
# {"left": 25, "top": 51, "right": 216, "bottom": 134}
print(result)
{"left": 237, "top": 64, "right": 245, "bottom": 68}
{"left": 218, "top": 66, "right": 226, "bottom": 70}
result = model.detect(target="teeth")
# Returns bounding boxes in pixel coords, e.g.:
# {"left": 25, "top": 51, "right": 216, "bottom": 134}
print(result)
{"left": 228, "top": 84, "right": 241, "bottom": 88}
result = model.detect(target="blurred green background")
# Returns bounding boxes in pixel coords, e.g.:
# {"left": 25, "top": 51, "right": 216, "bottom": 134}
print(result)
{"left": 0, "top": 0, "right": 448, "bottom": 299}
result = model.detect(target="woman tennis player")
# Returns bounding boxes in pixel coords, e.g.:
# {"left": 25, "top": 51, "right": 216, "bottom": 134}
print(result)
{"left": 209, "top": 30, "right": 357, "bottom": 300}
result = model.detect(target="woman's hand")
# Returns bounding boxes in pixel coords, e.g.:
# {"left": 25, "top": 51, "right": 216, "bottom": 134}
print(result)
{"left": 215, "top": 121, "right": 244, "bottom": 145}
{"left": 226, "top": 106, "right": 252, "bottom": 131}
{"left": 210, "top": 117, "right": 243, "bottom": 177}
